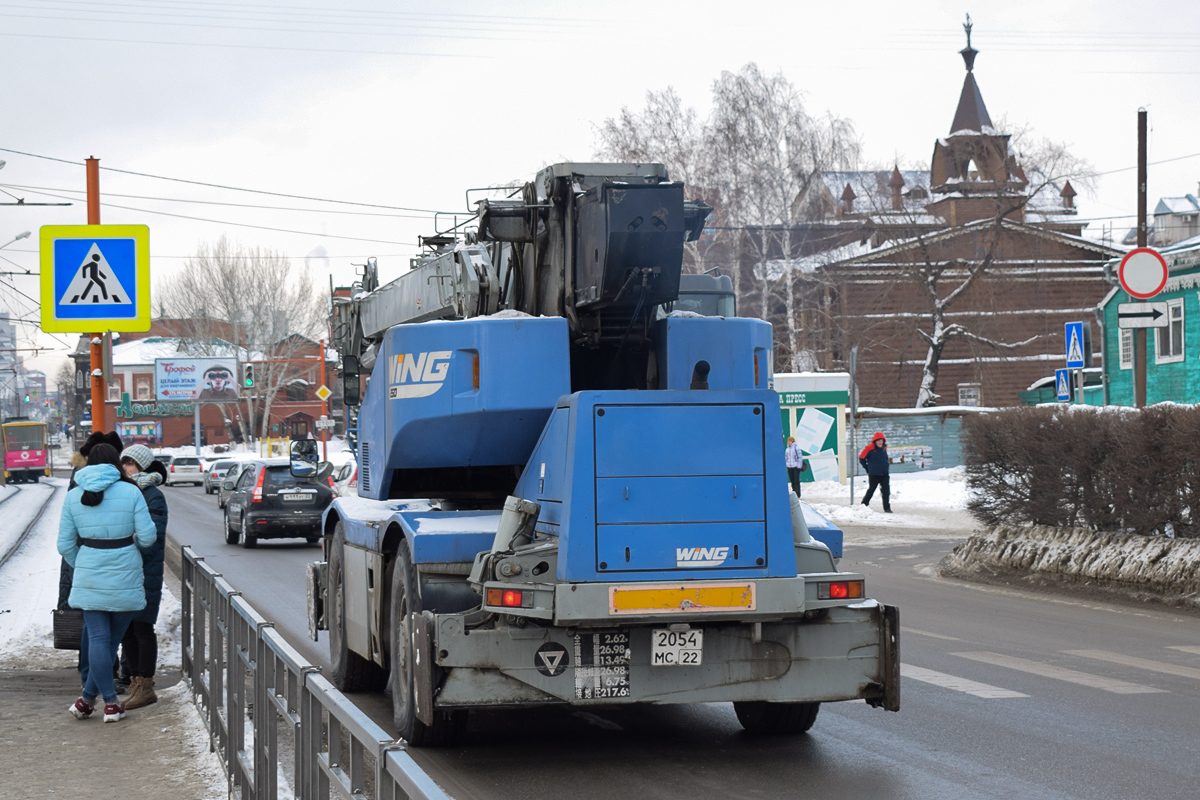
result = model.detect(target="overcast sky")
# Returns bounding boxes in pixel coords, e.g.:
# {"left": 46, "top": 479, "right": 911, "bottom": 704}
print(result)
{"left": 3, "top": 0, "right": 1199, "bottom": 381}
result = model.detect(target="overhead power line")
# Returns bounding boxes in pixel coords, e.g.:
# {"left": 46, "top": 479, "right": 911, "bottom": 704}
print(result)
{"left": 0, "top": 146, "right": 441, "bottom": 213}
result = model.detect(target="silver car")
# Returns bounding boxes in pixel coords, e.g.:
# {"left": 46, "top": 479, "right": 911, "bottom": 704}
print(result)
{"left": 204, "top": 460, "right": 240, "bottom": 494}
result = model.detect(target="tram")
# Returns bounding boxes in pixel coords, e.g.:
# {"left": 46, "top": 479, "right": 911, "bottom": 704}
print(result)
{"left": 2, "top": 418, "right": 50, "bottom": 484}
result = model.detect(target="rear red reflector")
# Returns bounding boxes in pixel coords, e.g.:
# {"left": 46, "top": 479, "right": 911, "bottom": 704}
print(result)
{"left": 485, "top": 587, "right": 532, "bottom": 608}
{"left": 817, "top": 580, "right": 864, "bottom": 600}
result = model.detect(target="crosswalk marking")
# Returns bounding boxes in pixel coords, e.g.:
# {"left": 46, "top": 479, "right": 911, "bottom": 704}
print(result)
{"left": 951, "top": 652, "right": 1167, "bottom": 694}
{"left": 901, "top": 664, "right": 1028, "bottom": 698}
{"left": 903, "top": 628, "right": 962, "bottom": 641}
{"left": 1167, "top": 646, "right": 1200, "bottom": 656}
{"left": 1065, "top": 649, "right": 1200, "bottom": 681}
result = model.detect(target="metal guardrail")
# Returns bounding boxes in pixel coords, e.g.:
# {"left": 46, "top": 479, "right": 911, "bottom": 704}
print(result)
{"left": 180, "top": 546, "right": 450, "bottom": 800}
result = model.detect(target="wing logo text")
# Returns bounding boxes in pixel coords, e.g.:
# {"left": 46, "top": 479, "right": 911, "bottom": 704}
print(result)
{"left": 388, "top": 351, "right": 452, "bottom": 399}
{"left": 675, "top": 547, "right": 730, "bottom": 568}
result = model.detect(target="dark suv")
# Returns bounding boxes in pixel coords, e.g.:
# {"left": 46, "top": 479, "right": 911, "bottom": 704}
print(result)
{"left": 222, "top": 460, "right": 333, "bottom": 548}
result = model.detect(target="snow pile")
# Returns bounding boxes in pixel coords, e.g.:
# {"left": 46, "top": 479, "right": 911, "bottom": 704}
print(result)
{"left": 801, "top": 467, "right": 976, "bottom": 538}
{"left": 941, "top": 525, "right": 1200, "bottom": 609}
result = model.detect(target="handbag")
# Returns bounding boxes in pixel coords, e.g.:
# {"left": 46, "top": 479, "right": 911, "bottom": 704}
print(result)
{"left": 52, "top": 608, "right": 84, "bottom": 651}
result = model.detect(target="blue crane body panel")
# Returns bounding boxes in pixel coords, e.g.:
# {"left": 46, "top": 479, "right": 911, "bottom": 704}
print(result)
{"left": 514, "top": 389, "right": 799, "bottom": 583}
{"left": 357, "top": 316, "right": 570, "bottom": 500}
{"left": 654, "top": 316, "right": 774, "bottom": 390}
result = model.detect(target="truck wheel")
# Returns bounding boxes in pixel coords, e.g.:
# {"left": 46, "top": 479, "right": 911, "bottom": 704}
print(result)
{"left": 389, "top": 538, "right": 467, "bottom": 746}
{"left": 733, "top": 701, "right": 820, "bottom": 735}
{"left": 328, "top": 525, "right": 386, "bottom": 692}
{"left": 224, "top": 512, "right": 238, "bottom": 545}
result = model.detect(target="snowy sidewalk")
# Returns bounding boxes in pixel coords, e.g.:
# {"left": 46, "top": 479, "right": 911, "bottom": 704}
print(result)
{"left": 0, "top": 481, "right": 226, "bottom": 800}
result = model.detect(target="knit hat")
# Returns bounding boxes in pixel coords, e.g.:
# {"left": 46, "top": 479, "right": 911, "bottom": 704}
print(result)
{"left": 121, "top": 444, "right": 154, "bottom": 471}
{"left": 104, "top": 431, "right": 125, "bottom": 452}
{"left": 78, "top": 431, "right": 106, "bottom": 458}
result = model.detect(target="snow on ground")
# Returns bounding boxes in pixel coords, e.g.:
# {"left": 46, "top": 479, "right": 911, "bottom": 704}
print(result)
{"left": 802, "top": 467, "right": 980, "bottom": 546}
{"left": 0, "top": 479, "right": 58, "bottom": 564}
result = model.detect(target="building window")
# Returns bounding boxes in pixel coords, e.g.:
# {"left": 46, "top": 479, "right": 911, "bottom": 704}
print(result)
{"left": 957, "top": 383, "right": 981, "bottom": 407}
{"left": 107, "top": 376, "right": 123, "bottom": 402}
{"left": 135, "top": 375, "right": 152, "bottom": 401}
{"left": 1119, "top": 329, "right": 1133, "bottom": 370}
{"left": 1155, "top": 299, "right": 1184, "bottom": 364}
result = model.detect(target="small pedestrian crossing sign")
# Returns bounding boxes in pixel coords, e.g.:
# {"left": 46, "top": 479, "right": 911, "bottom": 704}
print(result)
{"left": 1055, "top": 368, "right": 1072, "bottom": 402}
{"left": 40, "top": 225, "right": 150, "bottom": 333}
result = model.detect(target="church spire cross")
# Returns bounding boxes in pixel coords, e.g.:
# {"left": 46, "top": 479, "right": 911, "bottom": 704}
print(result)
{"left": 960, "top": 13, "right": 978, "bottom": 72}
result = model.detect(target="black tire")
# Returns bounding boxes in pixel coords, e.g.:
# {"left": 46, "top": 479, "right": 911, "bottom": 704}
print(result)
{"left": 240, "top": 516, "right": 257, "bottom": 549}
{"left": 218, "top": 496, "right": 225, "bottom": 509}
{"left": 205, "top": 485, "right": 213, "bottom": 494}
{"left": 389, "top": 538, "right": 466, "bottom": 746}
{"left": 306, "top": 535, "right": 321, "bottom": 545}
{"left": 224, "top": 512, "right": 238, "bottom": 545}
{"left": 328, "top": 524, "right": 386, "bottom": 692}
{"left": 733, "top": 701, "right": 820, "bottom": 735}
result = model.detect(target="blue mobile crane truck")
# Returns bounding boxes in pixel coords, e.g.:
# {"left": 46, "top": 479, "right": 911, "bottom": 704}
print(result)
{"left": 306, "top": 163, "right": 899, "bottom": 745}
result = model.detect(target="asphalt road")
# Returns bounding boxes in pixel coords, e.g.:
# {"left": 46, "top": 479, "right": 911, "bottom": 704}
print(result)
{"left": 163, "top": 482, "right": 1200, "bottom": 800}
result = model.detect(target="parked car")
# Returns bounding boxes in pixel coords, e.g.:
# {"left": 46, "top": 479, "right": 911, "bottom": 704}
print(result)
{"left": 222, "top": 460, "right": 333, "bottom": 548}
{"left": 166, "top": 455, "right": 204, "bottom": 486}
{"left": 331, "top": 460, "right": 358, "bottom": 497}
{"left": 204, "top": 459, "right": 240, "bottom": 494}
{"left": 217, "top": 461, "right": 247, "bottom": 509}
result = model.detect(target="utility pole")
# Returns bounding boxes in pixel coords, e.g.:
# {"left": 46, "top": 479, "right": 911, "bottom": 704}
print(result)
{"left": 1134, "top": 110, "right": 1148, "bottom": 408}
{"left": 86, "top": 157, "right": 108, "bottom": 433}
{"left": 319, "top": 339, "right": 328, "bottom": 462}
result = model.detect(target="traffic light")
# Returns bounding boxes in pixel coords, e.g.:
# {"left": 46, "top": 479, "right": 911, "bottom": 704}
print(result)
{"left": 243, "top": 364, "right": 255, "bottom": 388}
{"left": 23, "top": 394, "right": 29, "bottom": 403}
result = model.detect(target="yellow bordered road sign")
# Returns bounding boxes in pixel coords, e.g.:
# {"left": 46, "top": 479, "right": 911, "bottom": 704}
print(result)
{"left": 315, "top": 384, "right": 332, "bottom": 401}
{"left": 40, "top": 224, "right": 150, "bottom": 332}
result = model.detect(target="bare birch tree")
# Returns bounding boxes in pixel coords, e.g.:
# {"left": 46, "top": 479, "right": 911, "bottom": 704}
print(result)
{"left": 158, "top": 236, "right": 326, "bottom": 440}
{"left": 705, "top": 64, "right": 860, "bottom": 369}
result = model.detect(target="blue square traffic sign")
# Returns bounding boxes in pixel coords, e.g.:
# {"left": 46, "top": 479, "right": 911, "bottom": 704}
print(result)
{"left": 1065, "top": 322, "right": 1087, "bottom": 369}
{"left": 40, "top": 225, "right": 150, "bottom": 333}
{"left": 1055, "top": 368, "right": 1072, "bottom": 402}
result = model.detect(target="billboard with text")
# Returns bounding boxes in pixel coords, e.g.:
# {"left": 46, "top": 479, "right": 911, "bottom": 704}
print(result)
{"left": 154, "top": 357, "right": 240, "bottom": 402}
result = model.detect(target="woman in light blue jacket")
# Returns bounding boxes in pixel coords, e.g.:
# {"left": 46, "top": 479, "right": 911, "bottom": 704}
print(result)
{"left": 57, "top": 443, "right": 156, "bottom": 723}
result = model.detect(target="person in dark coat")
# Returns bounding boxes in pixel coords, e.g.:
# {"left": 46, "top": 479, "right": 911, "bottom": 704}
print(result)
{"left": 858, "top": 431, "right": 892, "bottom": 513}
{"left": 117, "top": 444, "right": 168, "bottom": 709}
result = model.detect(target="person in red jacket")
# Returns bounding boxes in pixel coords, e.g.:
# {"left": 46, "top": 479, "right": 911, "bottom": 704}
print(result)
{"left": 858, "top": 432, "right": 892, "bottom": 513}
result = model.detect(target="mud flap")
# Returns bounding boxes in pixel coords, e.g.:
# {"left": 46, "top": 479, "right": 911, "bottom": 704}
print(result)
{"left": 879, "top": 603, "right": 900, "bottom": 711}
{"left": 306, "top": 561, "right": 327, "bottom": 641}
{"left": 412, "top": 610, "right": 436, "bottom": 726}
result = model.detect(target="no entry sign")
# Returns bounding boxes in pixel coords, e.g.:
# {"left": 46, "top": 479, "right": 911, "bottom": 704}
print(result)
{"left": 1118, "top": 247, "right": 1168, "bottom": 299}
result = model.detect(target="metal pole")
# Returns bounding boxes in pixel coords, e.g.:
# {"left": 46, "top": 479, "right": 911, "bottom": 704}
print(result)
{"left": 86, "top": 157, "right": 107, "bottom": 434}
{"left": 194, "top": 403, "right": 201, "bottom": 457}
{"left": 1134, "top": 110, "right": 1148, "bottom": 408}
{"left": 319, "top": 339, "right": 327, "bottom": 462}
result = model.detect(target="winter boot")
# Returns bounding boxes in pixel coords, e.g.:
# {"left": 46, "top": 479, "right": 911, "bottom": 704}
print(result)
{"left": 124, "top": 677, "right": 158, "bottom": 710}
{"left": 103, "top": 702, "right": 126, "bottom": 723}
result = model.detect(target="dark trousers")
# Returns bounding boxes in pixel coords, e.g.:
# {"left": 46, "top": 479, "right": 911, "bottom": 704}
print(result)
{"left": 787, "top": 467, "right": 802, "bottom": 497}
{"left": 862, "top": 474, "right": 891, "bottom": 511}
{"left": 121, "top": 620, "right": 158, "bottom": 678}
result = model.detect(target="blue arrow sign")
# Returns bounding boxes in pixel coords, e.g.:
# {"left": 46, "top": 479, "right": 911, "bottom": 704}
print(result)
{"left": 1055, "top": 368, "right": 1072, "bottom": 402}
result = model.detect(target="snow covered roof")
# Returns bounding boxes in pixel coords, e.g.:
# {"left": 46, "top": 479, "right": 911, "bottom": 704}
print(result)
{"left": 816, "top": 170, "right": 932, "bottom": 216}
{"left": 111, "top": 336, "right": 255, "bottom": 367}
{"left": 1155, "top": 195, "right": 1200, "bottom": 216}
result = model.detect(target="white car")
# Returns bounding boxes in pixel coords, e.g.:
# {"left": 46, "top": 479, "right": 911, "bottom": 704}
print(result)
{"left": 166, "top": 455, "right": 204, "bottom": 486}
{"left": 332, "top": 461, "right": 358, "bottom": 497}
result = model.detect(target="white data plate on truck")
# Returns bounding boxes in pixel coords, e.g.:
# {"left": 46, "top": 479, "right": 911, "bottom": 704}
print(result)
{"left": 651, "top": 629, "right": 703, "bottom": 665}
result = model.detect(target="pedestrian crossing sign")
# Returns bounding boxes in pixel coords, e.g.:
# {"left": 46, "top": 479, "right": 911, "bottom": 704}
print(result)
{"left": 39, "top": 225, "right": 150, "bottom": 333}
{"left": 1055, "top": 368, "right": 1072, "bottom": 402}
{"left": 1064, "top": 321, "right": 1087, "bottom": 369}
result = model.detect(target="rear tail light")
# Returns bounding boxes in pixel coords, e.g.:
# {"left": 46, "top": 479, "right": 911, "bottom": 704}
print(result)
{"left": 485, "top": 588, "right": 533, "bottom": 608}
{"left": 170, "top": 464, "right": 175, "bottom": 472}
{"left": 817, "top": 580, "right": 864, "bottom": 601}
{"left": 251, "top": 467, "right": 265, "bottom": 503}
{"left": 327, "top": 476, "right": 335, "bottom": 489}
